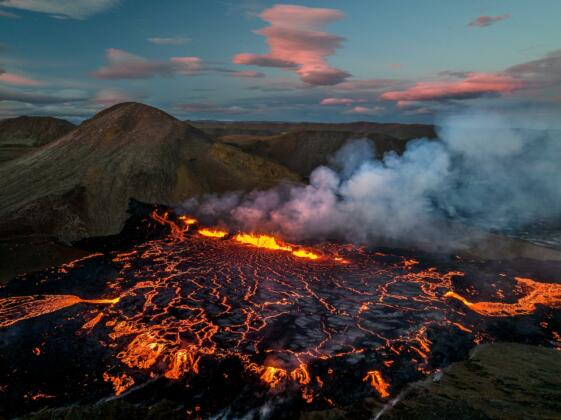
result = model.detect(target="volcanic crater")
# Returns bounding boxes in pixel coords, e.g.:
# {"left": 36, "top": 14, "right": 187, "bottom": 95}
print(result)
{"left": 1, "top": 205, "right": 560, "bottom": 418}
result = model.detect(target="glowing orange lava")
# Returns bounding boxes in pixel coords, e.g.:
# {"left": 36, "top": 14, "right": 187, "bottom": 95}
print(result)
{"left": 259, "top": 366, "right": 288, "bottom": 389}
{"left": 178, "top": 215, "right": 197, "bottom": 225}
{"left": 0, "top": 295, "right": 120, "bottom": 328}
{"left": 4, "top": 209, "right": 560, "bottom": 416}
{"left": 292, "top": 249, "right": 320, "bottom": 260}
{"left": 445, "top": 277, "right": 561, "bottom": 317}
{"left": 363, "top": 370, "right": 390, "bottom": 398}
{"left": 234, "top": 233, "right": 321, "bottom": 260}
{"left": 151, "top": 211, "right": 197, "bottom": 238}
{"left": 198, "top": 228, "right": 228, "bottom": 238}
{"left": 102, "top": 372, "right": 135, "bottom": 396}
{"left": 234, "top": 233, "right": 292, "bottom": 251}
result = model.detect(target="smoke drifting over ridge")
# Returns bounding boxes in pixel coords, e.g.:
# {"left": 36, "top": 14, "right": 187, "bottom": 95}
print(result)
{"left": 181, "top": 112, "right": 561, "bottom": 249}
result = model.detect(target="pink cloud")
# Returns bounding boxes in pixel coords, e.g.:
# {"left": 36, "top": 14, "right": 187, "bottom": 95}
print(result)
{"left": 344, "top": 106, "right": 384, "bottom": 115}
{"left": 381, "top": 73, "right": 524, "bottom": 102}
{"left": 231, "top": 70, "right": 265, "bottom": 78}
{"left": 0, "top": 72, "right": 43, "bottom": 86}
{"left": 260, "top": 4, "right": 343, "bottom": 30}
{"left": 233, "top": 4, "right": 349, "bottom": 86}
{"left": 169, "top": 56, "right": 203, "bottom": 74}
{"left": 320, "top": 97, "right": 367, "bottom": 105}
{"left": 468, "top": 14, "right": 511, "bottom": 28}
{"left": 92, "top": 49, "right": 202, "bottom": 79}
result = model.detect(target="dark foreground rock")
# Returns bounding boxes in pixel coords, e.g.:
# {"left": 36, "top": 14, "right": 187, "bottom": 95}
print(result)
{"left": 21, "top": 343, "right": 561, "bottom": 420}
{"left": 384, "top": 342, "right": 561, "bottom": 420}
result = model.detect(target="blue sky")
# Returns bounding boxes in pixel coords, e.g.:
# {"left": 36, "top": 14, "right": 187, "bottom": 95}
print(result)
{"left": 1, "top": 0, "right": 560, "bottom": 122}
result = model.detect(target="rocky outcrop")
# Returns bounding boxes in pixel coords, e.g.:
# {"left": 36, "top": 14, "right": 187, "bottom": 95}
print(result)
{"left": 0, "top": 103, "right": 300, "bottom": 242}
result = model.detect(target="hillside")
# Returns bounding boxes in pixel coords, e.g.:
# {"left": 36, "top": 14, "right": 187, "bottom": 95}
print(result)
{"left": 0, "top": 103, "right": 300, "bottom": 242}
{"left": 0, "top": 116, "right": 75, "bottom": 164}
{"left": 192, "top": 121, "right": 436, "bottom": 177}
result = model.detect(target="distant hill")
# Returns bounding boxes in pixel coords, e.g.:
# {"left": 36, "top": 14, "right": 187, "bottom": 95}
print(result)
{"left": 0, "top": 103, "right": 300, "bottom": 242}
{"left": 189, "top": 120, "right": 436, "bottom": 140}
{"left": 0, "top": 116, "right": 75, "bottom": 164}
{"left": 191, "top": 121, "right": 436, "bottom": 177}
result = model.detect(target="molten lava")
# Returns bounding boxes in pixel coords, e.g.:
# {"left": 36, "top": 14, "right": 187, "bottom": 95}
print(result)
{"left": 445, "top": 277, "right": 561, "bottom": 317}
{"left": 234, "top": 233, "right": 292, "bottom": 251}
{"left": 198, "top": 228, "right": 228, "bottom": 238}
{"left": 1, "top": 209, "right": 560, "bottom": 418}
{"left": 0, "top": 295, "right": 119, "bottom": 328}
{"left": 234, "top": 233, "right": 321, "bottom": 260}
{"left": 363, "top": 370, "right": 391, "bottom": 398}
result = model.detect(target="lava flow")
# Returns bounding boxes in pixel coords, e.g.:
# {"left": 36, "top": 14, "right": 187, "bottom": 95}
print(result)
{"left": 0, "top": 209, "right": 560, "bottom": 418}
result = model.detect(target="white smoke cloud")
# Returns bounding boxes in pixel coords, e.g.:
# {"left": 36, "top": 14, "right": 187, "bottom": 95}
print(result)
{"left": 181, "top": 111, "right": 561, "bottom": 249}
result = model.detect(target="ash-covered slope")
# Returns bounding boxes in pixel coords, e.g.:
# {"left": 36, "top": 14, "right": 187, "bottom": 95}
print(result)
{"left": 0, "top": 103, "right": 300, "bottom": 241}
{"left": 0, "top": 116, "right": 75, "bottom": 164}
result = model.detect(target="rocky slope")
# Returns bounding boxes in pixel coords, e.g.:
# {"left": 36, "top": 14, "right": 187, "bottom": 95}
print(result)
{"left": 0, "top": 103, "right": 300, "bottom": 242}
{"left": 0, "top": 116, "right": 75, "bottom": 164}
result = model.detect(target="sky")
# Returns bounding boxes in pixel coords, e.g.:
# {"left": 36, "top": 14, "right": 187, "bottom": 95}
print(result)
{"left": 0, "top": 0, "right": 560, "bottom": 123}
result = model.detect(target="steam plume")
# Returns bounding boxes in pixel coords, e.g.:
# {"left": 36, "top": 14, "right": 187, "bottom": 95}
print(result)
{"left": 181, "top": 112, "right": 561, "bottom": 250}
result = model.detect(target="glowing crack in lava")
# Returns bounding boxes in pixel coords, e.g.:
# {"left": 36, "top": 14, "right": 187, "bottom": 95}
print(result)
{"left": 0, "top": 295, "right": 120, "bottom": 328}
{"left": 1, "top": 209, "right": 560, "bottom": 417}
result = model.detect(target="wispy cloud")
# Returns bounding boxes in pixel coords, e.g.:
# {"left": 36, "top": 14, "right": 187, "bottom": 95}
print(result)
{"left": 231, "top": 70, "right": 265, "bottom": 78}
{"left": 320, "top": 97, "right": 367, "bottom": 106}
{"left": 92, "top": 49, "right": 202, "bottom": 79}
{"left": 381, "top": 72, "right": 524, "bottom": 102}
{"left": 0, "top": 70, "right": 43, "bottom": 86}
{"left": 175, "top": 102, "right": 257, "bottom": 116}
{"left": 233, "top": 4, "right": 349, "bottom": 86}
{"left": 344, "top": 105, "right": 384, "bottom": 115}
{"left": 0, "top": 0, "right": 119, "bottom": 19}
{"left": 0, "top": 85, "right": 88, "bottom": 104}
{"left": 147, "top": 36, "right": 191, "bottom": 46}
{"left": 468, "top": 14, "right": 511, "bottom": 28}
